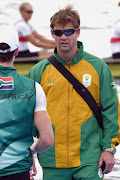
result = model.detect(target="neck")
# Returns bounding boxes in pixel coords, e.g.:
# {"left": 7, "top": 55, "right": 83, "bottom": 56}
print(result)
{"left": 21, "top": 15, "right": 28, "bottom": 22}
{"left": 24, "top": 19, "right": 28, "bottom": 22}
{"left": 57, "top": 48, "right": 78, "bottom": 63}
{"left": 59, "top": 53, "right": 72, "bottom": 63}
{"left": 0, "top": 60, "right": 14, "bottom": 67}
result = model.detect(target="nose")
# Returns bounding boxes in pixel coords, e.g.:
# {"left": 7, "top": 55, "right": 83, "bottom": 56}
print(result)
{"left": 60, "top": 33, "right": 67, "bottom": 39}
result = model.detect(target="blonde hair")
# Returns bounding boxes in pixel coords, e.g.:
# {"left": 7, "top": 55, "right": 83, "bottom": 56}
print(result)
{"left": 19, "top": 2, "right": 32, "bottom": 11}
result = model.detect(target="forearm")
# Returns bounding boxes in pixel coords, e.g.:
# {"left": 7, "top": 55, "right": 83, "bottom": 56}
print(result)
{"left": 38, "top": 35, "right": 55, "bottom": 44}
{"left": 30, "top": 111, "right": 54, "bottom": 155}
{"left": 100, "top": 64, "right": 120, "bottom": 148}
{"left": 32, "top": 40, "right": 55, "bottom": 48}
{"left": 32, "top": 31, "right": 55, "bottom": 48}
{"left": 26, "top": 34, "right": 55, "bottom": 48}
{"left": 101, "top": 96, "right": 120, "bottom": 149}
{"left": 40, "top": 38, "right": 55, "bottom": 48}
{"left": 31, "top": 135, "right": 54, "bottom": 155}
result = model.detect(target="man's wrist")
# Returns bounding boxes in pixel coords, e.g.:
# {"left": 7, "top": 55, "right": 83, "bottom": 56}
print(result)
{"left": 104, "top": 147, "right": 116, "bottom": 155}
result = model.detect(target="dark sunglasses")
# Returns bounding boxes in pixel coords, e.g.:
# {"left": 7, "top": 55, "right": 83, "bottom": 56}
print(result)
{"left": 24, "top": 10, "right": 33, "bottom": 14}
{"left": 52, "top": 28, "right": 78, "bottom": 37}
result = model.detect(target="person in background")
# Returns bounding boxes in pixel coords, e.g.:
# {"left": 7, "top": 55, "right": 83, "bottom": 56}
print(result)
{"left": 29, "top": 5, "right": 120, "bottom": 180}
{"left": 0, "top": 25, "right": 54, "bottom": 180}
{"left": 15, "top": 2, "right": 55, "bottom": 59}
{"left": 110, "top": 2, "right": 120, "bottom": 59}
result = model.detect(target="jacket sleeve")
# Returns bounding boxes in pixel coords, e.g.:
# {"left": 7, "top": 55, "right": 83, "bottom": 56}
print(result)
{"left": 28, "top": 63, "right": 42, "bottom": 84}
{"left": 100, "top": 62, "right": 120, "bottom": 150}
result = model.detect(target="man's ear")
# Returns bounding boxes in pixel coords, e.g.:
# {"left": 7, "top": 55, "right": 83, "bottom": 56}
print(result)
{"left": 14, "top": 47, "right": 19, "bottom": 56}
{"left": 76, "top": 28, "right": 80, "bottom": 38}
{"left": 51, "top": 30, "right": 55, "bottom": 39}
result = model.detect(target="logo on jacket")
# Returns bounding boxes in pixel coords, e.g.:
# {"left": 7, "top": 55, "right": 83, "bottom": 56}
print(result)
{"left": 0, "top": 76, "right": 14, "bottom": 90}
{"left": 82, "top": 74, "right": 91, "bottom": 87}
{"left": 111, "top": 82, "right": 116, "bottom": 89}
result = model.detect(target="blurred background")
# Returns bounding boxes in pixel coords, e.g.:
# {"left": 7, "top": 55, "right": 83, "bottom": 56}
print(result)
{"left": 0, "top": 0, "right": 120, "bottom": 179}
{"left": 0, "top": 0, "right": 120, "bottom": 58}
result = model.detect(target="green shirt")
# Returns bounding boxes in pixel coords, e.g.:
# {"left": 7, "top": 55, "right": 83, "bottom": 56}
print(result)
{"left": 0, "top": 65, "right": 36, "bottom": 176}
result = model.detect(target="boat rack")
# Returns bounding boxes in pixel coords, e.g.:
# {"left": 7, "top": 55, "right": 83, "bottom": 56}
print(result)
{"left": 14, "top": 56, "right": 120, "bottom": 78}
{"left": 103, "top": 58, "right": 120, "bottom": 78}
{"left": 14, "top": 56, "right": 44, "bottom": 76}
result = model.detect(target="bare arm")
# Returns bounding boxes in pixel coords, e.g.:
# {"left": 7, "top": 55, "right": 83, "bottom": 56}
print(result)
{"left": 25, "top": 31, "right": 55, "bottom": 49}
{"left": 30, "top": 111, "right": 54, "bottom": 155}
{"left": 33, "top": 31, "right": 55, "bottom": 48}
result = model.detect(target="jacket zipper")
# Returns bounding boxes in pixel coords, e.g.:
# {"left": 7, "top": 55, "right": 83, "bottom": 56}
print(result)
{"left": 67, "top": 63, "right": 71, "bottom": 167}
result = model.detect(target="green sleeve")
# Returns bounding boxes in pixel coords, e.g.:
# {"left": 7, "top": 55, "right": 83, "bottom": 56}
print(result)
{"left": 100, "top": 62, "right": 120, "bottom": 149}
{"left": 28, "top": 63, "right": 42, "bottom": 83}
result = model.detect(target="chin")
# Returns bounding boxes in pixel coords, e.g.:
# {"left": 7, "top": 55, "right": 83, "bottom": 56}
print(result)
{"left": 61, "top": 49, "right": 69, "bottom": 53}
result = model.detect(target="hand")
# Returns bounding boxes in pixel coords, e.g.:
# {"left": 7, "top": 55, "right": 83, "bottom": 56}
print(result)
{"left": 30, "top": 137, "right": 39, "bottom": 155}
{"left": 29, "top": 158, "right": 37, "bottom": 180}
{"left": 98, "top": 151, "right": 115, "bottom": 174}
{"left": 32, "top": 158, "right": 37, "bottom": 176}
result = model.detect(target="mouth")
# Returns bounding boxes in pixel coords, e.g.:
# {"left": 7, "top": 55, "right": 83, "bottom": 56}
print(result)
{"left": 61, "top": 42, "right": 68, "bottom": 46}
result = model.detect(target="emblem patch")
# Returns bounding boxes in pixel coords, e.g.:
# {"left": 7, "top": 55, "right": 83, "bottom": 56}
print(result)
{"left": 0, "top": 76, "right": 14, "bottom": 90}
{"left": 111, "top": 82, "right": 116, "bottom": 89}
{"left": 82, "top": 74, "right": 91, "bottom": 87}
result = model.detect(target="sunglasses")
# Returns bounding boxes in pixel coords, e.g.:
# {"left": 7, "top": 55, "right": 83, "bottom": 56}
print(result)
{"left": 24, "top": 10, "right": 33, "bottom": 14}
{"left": 52, "top": 28, "right": 78, "bottom": 37}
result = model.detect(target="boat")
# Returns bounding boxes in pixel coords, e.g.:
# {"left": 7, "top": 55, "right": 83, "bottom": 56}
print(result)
{"left": 14, "top": 56, "right": 120, "bottom": 78}
{"left": 103, "top": 57, "right": 120, "bottom": 78}
{"left": 14, "top": 56, "right": 45, "bottom": 76}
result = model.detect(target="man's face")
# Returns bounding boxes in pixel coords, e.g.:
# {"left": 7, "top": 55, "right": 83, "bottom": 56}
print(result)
{"left": 21, "top": 5, "right": 33, "bottom": 21}
{"left": 51, "top": 23, "right": 80, "bottom": 56}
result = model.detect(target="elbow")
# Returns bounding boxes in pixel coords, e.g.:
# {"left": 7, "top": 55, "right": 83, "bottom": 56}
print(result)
{"left": 46, "top": 134, "right": 54, "bottom": 148}
{"left": 48, "top": 135, "right": 54, "bottom": 148}
{"left": 42, "top": 133, "right": 54, "bottom": 149}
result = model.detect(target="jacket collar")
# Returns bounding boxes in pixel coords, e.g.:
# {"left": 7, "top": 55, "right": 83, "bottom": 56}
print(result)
{"left": 54, "top": 41, "right": 84, "bottom": 65}
{"left": 0, "top": 65, "right": 16, "bottom": 71}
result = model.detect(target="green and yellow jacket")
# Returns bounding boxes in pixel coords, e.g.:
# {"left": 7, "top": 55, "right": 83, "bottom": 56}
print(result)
{"left": 29, "top": 41, "right": 120, "bottom": 168}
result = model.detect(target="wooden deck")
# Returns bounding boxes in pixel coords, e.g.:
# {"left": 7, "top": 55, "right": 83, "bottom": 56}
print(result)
{"left": 14, "top": 56, "right": 120, "bottom": 78}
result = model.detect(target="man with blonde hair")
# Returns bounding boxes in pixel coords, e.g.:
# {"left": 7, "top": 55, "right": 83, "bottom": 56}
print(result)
{"left": 15, "top": 2, "right": 55, "bottom": 59}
